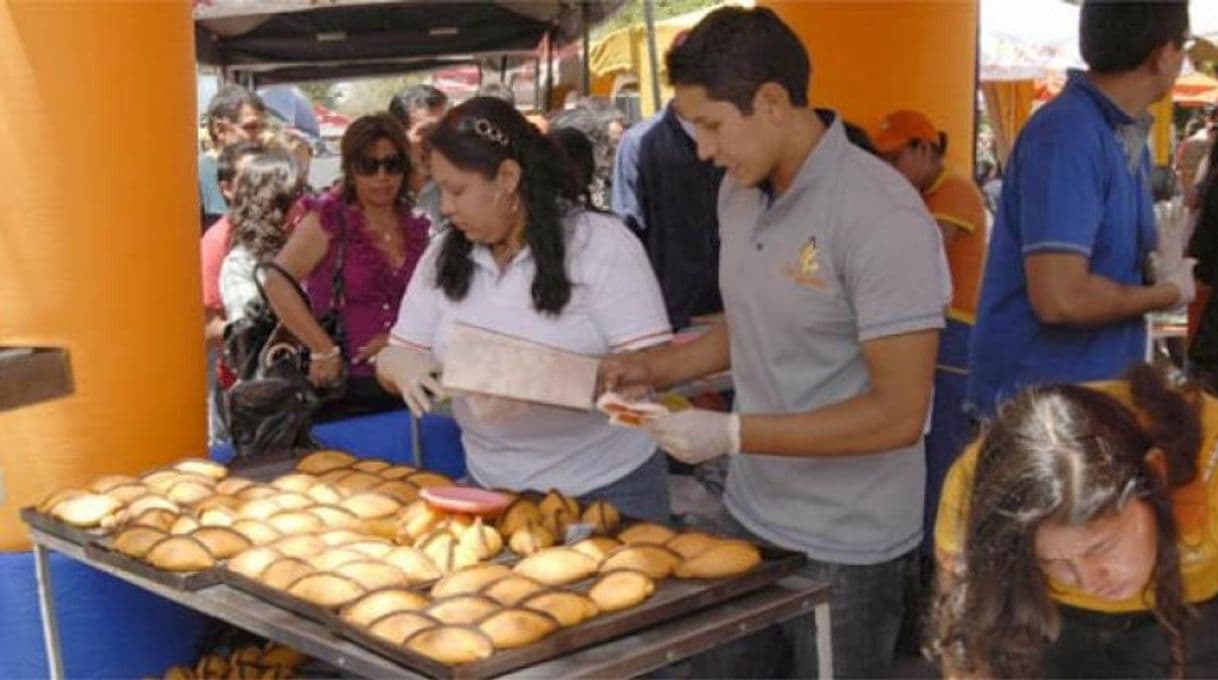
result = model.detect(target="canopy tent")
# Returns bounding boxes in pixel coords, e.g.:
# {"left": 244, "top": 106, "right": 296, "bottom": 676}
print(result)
{"left": 1173, "top": 71, "right": 1218, "bottom": 108}
{"left": 194, "top": 0, "right": 625, "bottom": 85}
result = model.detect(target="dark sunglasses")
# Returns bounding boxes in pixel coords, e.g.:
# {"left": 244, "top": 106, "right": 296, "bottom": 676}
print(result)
{"left": 353, "top": 154, "right": 406, "bottom": 176}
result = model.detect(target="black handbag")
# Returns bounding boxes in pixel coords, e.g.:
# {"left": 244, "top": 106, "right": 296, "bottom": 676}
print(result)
{"left": 221, "top": 224, "right": 348, "bottom": 459}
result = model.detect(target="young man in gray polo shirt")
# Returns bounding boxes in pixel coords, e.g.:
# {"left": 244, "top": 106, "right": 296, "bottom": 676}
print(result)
{"left": 601, "top": 7, "right": 947, "bottom": 676}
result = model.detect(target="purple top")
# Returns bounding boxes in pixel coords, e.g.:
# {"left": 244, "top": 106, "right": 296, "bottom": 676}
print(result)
{"left": 302, "top": 192, "right": 430, "bottom": 377}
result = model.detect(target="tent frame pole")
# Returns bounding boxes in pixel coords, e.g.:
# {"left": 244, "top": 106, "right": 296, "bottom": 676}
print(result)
{"left": 581, "top": 2, "right": 591, "bottom": 96}
{"left": 643, "top": 0, "right": 662, "bottom": 113}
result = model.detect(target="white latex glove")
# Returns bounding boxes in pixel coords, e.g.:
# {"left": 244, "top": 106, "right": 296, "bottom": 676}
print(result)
{"left": 1155, "top": 197, "right": 1189, "bottom": 266}
{"left": 1156, "top": 256, "right": 1198, "bottom": 306}
{"left": 375, "top": 344, "right": 445, "bottom": 417}
{"left": 643, "top": 410, "right": 741, "bottom": 465}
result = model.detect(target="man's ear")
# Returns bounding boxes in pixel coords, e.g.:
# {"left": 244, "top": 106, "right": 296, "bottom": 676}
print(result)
{"left": 1143, "top": 446, "right": 1169, "bottom": 486}
{"left": 754, "top": 83, "right": 792, "bottom": 124}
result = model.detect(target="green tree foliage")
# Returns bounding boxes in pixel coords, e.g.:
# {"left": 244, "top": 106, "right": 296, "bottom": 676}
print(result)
{"left": 594, "top": 0, "right": 722, "bottom": 38}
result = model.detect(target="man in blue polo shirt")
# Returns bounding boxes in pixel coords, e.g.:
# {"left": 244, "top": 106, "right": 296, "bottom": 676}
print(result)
{"left": 967, "top": 0, "right": 1195, "bottom": 417}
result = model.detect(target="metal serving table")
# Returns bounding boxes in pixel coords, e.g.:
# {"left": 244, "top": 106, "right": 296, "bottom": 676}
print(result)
{"left": 30, "top": 527, "right": 833, "bottom": 679}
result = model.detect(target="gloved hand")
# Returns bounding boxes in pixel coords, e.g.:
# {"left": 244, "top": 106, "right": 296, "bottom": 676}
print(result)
{"left": 1151, "top": 253, "right": 1198, "bottom": 307}
{"left": 375, "top": 345, "right": 445, "bottom": 417}
{"left": 1154, "top": 197, "right": 1190, "bottom": 265}
{"left": 643, "top": 409, "right": 741, "bottom": 465}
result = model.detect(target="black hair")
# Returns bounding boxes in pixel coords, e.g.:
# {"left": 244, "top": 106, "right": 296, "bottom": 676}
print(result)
{"left": 388, "top": 84, "right": 449, "bottom": 128}
{"left": 1080, "top": 0, "right": 1189, "bottom": 75}
{"left": 229, "top": 150, "right": 299, "bottom": 260}
{"left": 428, "top": 96, "right": 582, "bottom": 315}
{"left": 339, "top": 113, "right": 413, "bottom": 206}
{"left": 842, "top": 120, "right": 878, "bottom": 156}
{"left": 666, "top": 6, "right": 809, "bottom": 114}
{"left": 548, "top": 127, "right": 596, "bottom": 206}
{"left": 205, "top": 84, "right": 266, "bottom": 144}
{"left": 217, "top": 140, "right": 265, "bottom": 186}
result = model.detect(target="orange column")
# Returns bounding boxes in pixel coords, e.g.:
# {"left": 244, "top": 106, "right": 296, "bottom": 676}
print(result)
{"left": 761, "top": 0, "right": 979, "bottom": 176}
{"left": 0, "top": 1, "right": 203, "bottom": 549}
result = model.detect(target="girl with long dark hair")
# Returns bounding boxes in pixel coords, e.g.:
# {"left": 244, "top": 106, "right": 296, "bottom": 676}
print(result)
{"left": 376, "top": 97, "right": 672, "bottom": 519}
{"left": 930, "top": 364, "right": 1218, "bottom": 677}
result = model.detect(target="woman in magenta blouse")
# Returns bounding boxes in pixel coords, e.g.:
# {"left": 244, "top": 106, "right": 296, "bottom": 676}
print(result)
{"left": 264, "top": 113, "right": 429, "bottom": 421}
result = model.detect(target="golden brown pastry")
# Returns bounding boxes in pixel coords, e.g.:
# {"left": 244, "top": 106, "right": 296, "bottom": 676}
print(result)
{"left": 618, "top": 522, "right": 677, "bottom": 545}
{"left": 508, "top": 521, "right": 555, "bottom": 556}
{"left": 308, "top": 504, "right": 361, "bottom": 530}
{"left": 340, "top": 491, "right": 400, "bottom": 519}
{"left": 664, "top": 531, "right": 720, "bottom": 561}
{"left": 169, "top": 516, "right": 200, "bottom": 535}
{"left": 478, "top": 574, "right": 546, "bottom": 607}
{"left": 129, "top": 507, "right": 179, "bottom": 533}
{"left": 538, "top": 489, "right": 580, "bottom": 519}
{"left": 424, "top": 594, "right": 501, "bottom": 626}
{"left": 588, "top": 569, "right": 655, "bottom": 612}
{"left": 237, "top": 498, "right": 282, "bottom": 522}
{"left": 191, "top": 526, "right": 253, "bottom": 559}
{"left": 570, "top": 536, "right": 621, "bottom": 562}
{"left": 334, "top": 560, "right": 410, "bottom": 590}
{"left": 598, "top": 543, "right": 683, "bottom": 580}
{"left": 378, "top": 464, "right": 416, "bottom": 480}
{"left": 382, "top": 546, "right": 444, "bottom": 584}
{"left": 38, "top": 488, "right": 86, "bottom": 514}
{"left": 50, "top": 493, "right": 122, "bottom": 527}
{"left": 540, "top": 506, "right": 571, "bottom": 542}
{"left": 332, "top": 470, "right": 384, "bottom": 495}
{"left": 267, "top": 510, "right": 325, "bottom": 535}
{"left": 307, "top": 548, "right": 366, "bottom": 572}
{"left": 496, "top": 498, "right": 543, "bottom": 537}
{"left": 305, "top": 483, "right": 343, "bottom": 505}
{"left": 258, "top": 644, "right": 309, "bottom": 672}
{"left": 230, "top": 520, "right": 282, "bottom": 546}
{"left": 512, "top": 547, "right": 598, "bottom": 586}
{"left": 340, "top": 588, "right": 430, "bottom": 627}
{"left": 295, "top": 449, "right": 356, "bottom": 475}
{"left": 581, "top": 500, "right": 622, "bottom": 535}
{"left": 258, "top": 557, "right": 314, "bottom": 590}
{"left": 342, "top": 539, "right": 394, "bottom": 560}
{"left": 367, "top": 611, "right": 439, "bottom": 644}
{"left": 113, "top": 525, "right": 169, "bottom": 559}
{"left": 477, "top": 607, "right": 559, "bottom": 649}
{"left": 350, "top": 459, "right": 391, "bottom": 474}
{"left": 673, "top": 539, "right": 761, "bottom": 579}
{"left": 430, "top": 563, "right": 512, "bottom": 598}
{"left": 270, "top": 534, "right": 327, "bottom": 559}
{"left": 316, "top": 529, "right": 365, "bottom": 547}
{"left": 145, "top": 535, "right": 216, "bottom": 572}
{"left": 105, "top": 483, "right": 150, "bottom": 505}
{"left": 397, "top": 500, "right": 446, "bottom": 542}
{"left": 404, "top": 471, "right": 453, "bottom": 489}
{"left": 163, "top": 664, "right": 194, "bottom": 680}
{"left": 404, "top": 625, "right": 495, "bottom": 665}
{"left": 519, "top": 589, "right": 599, "bottom": 627}
{"left": 456, "top": 517, "right": 503, "bottom": 560}
{"left": 194, "top": 653, "right": 229, "bottom": 678}
{"left": 235, "top": 484, "right": 277, "bottom": 501}
{"left": 174, "top": 458, "right": 228, "bottom": 481}
{"left": 266, "top": 491, "right": 314, "bottom": 511}
{"left": 227, "top": 546, "right": 285, "bottom": 580}
{"left": 197, "top": 507, "right": 235, "bottom": 528}
{"left": 89, "top": 474, "right": 139, "bottom": 494}
{"left": 215, "top": 477, "right": 254, "bottom": 496}
{"left": 124, "top": 493, "right": 180, "bottom": 517}
{"left": 286, "top": 572, "right": 366, "bottom": 608}
{"left": 270, "top": 473, "right": 319, "bottom": 494}
{"left": 373, "top": 479, "right": 420, "bottom": 504}
{"left": 141, "top": 469, "right": 197, "bottom": 495}
{"left": 195, "top": 493, "right": 242, "bottom": 513}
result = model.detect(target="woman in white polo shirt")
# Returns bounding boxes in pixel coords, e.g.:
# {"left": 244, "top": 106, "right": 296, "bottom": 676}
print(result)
{"left": 376, "top": 97, "right": 673, "bottom": 520}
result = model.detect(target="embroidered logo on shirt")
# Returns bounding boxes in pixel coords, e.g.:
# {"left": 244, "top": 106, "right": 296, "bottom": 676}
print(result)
{"left": 784, "top": 236, "right": 828, "bottom": 288}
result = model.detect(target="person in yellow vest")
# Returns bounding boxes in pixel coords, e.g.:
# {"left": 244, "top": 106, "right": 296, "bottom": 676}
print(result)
{"left": 871, "top": 109, "right": 989, "bottom": 550}
{"left": 931, "top": 364, "right": 1218, "bottom": 677}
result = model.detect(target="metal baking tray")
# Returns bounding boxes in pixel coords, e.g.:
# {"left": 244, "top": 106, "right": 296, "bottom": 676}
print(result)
{"left": 20, "top": 507, "right": 110, "bottom": 548}
{"left": 82, "top": 540, "right": 222, "bottom": 591}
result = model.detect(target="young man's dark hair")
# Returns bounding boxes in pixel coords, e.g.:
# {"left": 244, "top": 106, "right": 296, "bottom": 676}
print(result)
{"left": 1079, "top": 0, "right": 1189, "bottom": 74}
{"left": 387, "top": 84, "right": 448, "bottom": 128}
{"left": 216, "top": 140, "right": 264, "bottom": 187}
{"left": 205, "top": 84, "right": 265, "bottom": 143}
{"left": 665, "top": 6, "right": 809, "bottom": 114}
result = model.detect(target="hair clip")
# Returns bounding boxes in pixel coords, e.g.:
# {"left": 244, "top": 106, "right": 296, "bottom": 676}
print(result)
{"left": 471, "top": 118, "right": 510, "bottom": 147}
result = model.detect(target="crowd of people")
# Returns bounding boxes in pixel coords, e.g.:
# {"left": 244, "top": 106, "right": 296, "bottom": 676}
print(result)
{"left": 194, "top": 1, "right": 1216, "bottom": 676}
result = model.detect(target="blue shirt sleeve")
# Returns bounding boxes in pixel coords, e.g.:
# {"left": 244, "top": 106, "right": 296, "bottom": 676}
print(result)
{"left": 611, "top": 126, "right": 645, "bottom": 231}
{"left": 1015, "top": 119, "right": 1103, "bottom": 257}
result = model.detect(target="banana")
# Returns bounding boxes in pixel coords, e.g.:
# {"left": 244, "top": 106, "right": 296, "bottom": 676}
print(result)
{"left": 271, "top": 534, "right": 327, "bottom": 559}
{"left": 332, "top": 471, "right": 384, "bottom": 494}
{"left": 367, "top": 611, "right": 439, "bottom": 644}
{"left": 343, "top": 539, "right": 394, "bottom": 560}
{"left": 130, "top": 508, "right": 179, "bottom": 533}
{"left": 286, "top": 572, "right": 366, "bottom": 608}
{"left": 404, "top": 471, "right": 453, "bottom": 489}
{"left": 431, "top": 563, "right": 512, "bottom": 598}
{"left": 570, "top": 536, "right": 621, "bottom": 562}
{"left": 403, "top": 625, "right": 495, "bottom": 665}
{"left": 479, "top": 574, "right": 546, "bottom": 606}
{"left": 308, "top": 548, "right": 365, "bottom": 572}
{"left": 538, "top": 488, "right": 580, "bottom": 519}
{"left": 341, "top": 588, "right": 430, "bottom": 627}
{"left": 457, "top": 517, "right": 503, "bottom": 560}
{"left": 191, "top": 526, "right": 252, "bottom": 559}
{"left": 477, "top": 607, "right": 559, "bottom": 649}
{"left": 379, "top": 464, "right": 416, "bottom": 480}
{"left": 174, "top": 458, "right": 228, "bottom": 481}
{"left": 51, "top": 493, "right": 121, "bottom": 527}
{"left": 664, "top": 531, "right": 720, "bottom": 560}
{"left": 673, "top": 539, "right": 761, "bottom": 579}
{"left": 425, "top": 594, "right": 501, "bottom": 626}
{"left": 317, "top": 529, "right": 365, "bottom": 546}
{"left": 215, "top": 477, "right": 254, "bottom": 496}
{"left": 230, "top": 520, "right": 282, "bottom": 546}
{"left": 169, "top": 516, "right": 200, "bottom": 535}
{"left": 305, "top": 483, "right": 343, "bottom": 505}
{"left": 295, "top": 450, "right": 356, "bottom": 475}
{"left": 598, "top": 543, "right": 683, "bottom": 579}
{"left": 512, "top": 547, "right": 598, "bottom": 586}
{"left": 308, "top": 504, "right": 361, "bottom": 530}
{"left": 508, "top": 521, "right": 554, "bottom": 556}
{"left": 496, "top": 498, "right": 542, "bottom": 536}
{"left": 227, "top": 546, "right": 284, "bottom": 580}
{"left": 588, "top": 569, "right": 655, "bottom": 612}
{"left": 373, "top": 479, "right": 420, "bottom": 504}
{"left": 89, "top": 474, "right": 139, "bottom": 494}
{"left": 382, "top": 546, "right": 444, "bottom": 584}
{"left": 351, "top": 459, "right": 391, "bottom": 474}
{"left": 113, "top": 525, "right": 168, "bottom": 559}
{"left": 267, "top": 492, "right": 314, "bottom": 511}
{"left": 520, "top": 589, "right": 599, "bottom": 627}
{"left": 340, "top": 491, "right": 401, "bottom": 519}
{"left": 334, "top": 560, "right": 410, "bottom": 590}
{"left": 618, "top": 522, "right": 676, "bottom": 545}
{"left": 267, "top": 510, "right": 325, "bottom": 535}
{"left": 258, "top": 557, "right": 314, "bottom": 590}
{"left": 145, "top": 535, "right": 216, "bottom": 572}
{"left": 581, "top": 500, "right": 622, "bottom": 535}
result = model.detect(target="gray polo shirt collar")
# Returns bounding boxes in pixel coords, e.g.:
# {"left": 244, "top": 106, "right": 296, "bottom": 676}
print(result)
{"left": 759, "top": 112, "right": 848, "bottom": 227}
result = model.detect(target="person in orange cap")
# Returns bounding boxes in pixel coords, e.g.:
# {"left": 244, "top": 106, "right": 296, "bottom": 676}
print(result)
{"left": 871, "top": 108, "right": 987, "bottom": 555}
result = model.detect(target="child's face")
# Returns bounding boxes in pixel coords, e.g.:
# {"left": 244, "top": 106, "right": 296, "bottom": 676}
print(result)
{"left": 1033, "top": 498, "right": 1158, "bottom": 601}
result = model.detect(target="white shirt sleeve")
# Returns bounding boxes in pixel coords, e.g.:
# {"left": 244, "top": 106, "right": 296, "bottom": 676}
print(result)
{"left": 389, "top": 236, "right": 444, "bottom": 350}
{"left": 219, "top": 247, "right": 259, "bottom": 324}
{"left": 581, "top": 213, "right": 673, "bottom": 351}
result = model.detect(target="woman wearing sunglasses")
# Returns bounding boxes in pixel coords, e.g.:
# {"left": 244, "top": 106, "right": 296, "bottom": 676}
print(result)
{"left": 376, "top": 97, "right": 672, "bottom": 519}
{"left": 264, "top": 113, "right": 430, "bottom": 421}
{"left": 930, "top": 364, "right": 1218, "bottom": 678}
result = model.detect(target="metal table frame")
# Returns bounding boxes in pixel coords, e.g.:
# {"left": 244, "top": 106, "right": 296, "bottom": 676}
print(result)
{"left": 30, "top": 527, "right": 833, "bottom": 678}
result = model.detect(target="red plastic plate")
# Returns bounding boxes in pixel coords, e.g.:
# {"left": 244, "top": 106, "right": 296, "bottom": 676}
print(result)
{"left": 420, "top": 486, "right": 513, "bottom": 516}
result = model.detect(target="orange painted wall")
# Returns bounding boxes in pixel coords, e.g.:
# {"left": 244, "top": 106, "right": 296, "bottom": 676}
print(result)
{"left": 0, "top": 2, "right": 204, "bottom": 549}
{"left": 761, "top": 0, "right": 979, "bottom": 175}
